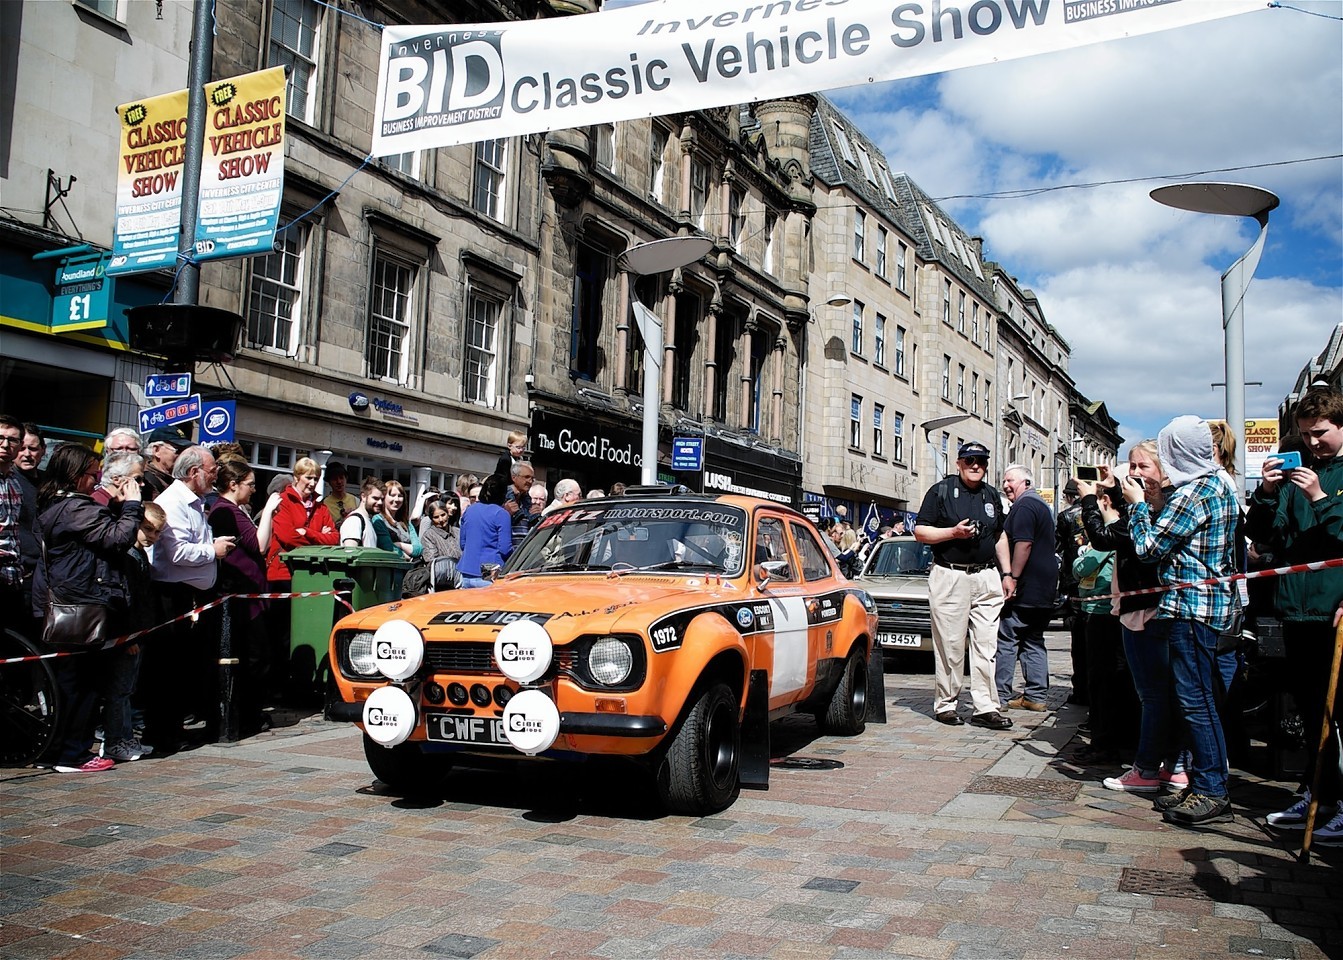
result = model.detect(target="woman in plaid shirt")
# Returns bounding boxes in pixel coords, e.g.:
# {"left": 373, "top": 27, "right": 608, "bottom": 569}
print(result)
{"left": 1123, "top": 416, "right": 1242, "bottom": 828}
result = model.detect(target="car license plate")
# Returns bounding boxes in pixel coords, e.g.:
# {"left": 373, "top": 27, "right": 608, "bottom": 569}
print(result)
{"left": 879, "top": 632, "right": 922, "bottom": 648}
{"left": 424, "top": 712, "right": 508, "bottom": 746}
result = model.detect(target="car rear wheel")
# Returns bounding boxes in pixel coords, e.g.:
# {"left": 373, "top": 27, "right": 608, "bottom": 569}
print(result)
{"left": 659, "top": 682, "right": 741, "bottom": 815}
{"left": 819, "top": 650, "right": 868, "bottom": 736}
{"left": 362, "top": 733, "right": 453, "bottom": 794}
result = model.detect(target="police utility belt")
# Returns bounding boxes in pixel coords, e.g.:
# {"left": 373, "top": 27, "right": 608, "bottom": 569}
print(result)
{"left": 934, "top": 559, "right": 999, "bottom": 574}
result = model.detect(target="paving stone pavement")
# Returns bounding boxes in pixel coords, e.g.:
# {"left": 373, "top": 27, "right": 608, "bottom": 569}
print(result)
{"left": 2, "top": 631, "right": 1339, "bottom": 959}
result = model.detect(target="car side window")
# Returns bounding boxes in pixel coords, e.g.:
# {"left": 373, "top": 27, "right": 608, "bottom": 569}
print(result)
{"left": 754, "top": 517, "right": 796, "bottom": 582}
{"left": 791, "top": 522, "right": 834, "bottom": 582}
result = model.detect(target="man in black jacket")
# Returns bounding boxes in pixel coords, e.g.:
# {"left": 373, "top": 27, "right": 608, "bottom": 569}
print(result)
{"left": 0, "top": 413, "right": 41, "bottom": 636}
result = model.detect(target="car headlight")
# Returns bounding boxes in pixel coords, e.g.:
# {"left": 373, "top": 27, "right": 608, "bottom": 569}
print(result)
{"left": 587, "top": 636, "right": 634, "bottom": 686}
{"left": 347, "top": 631, "right": 378, "bottom": 676}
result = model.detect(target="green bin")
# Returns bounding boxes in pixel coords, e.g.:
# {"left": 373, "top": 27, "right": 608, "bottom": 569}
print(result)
{"left": 281, "top": 545, "right": 412, "bottom": 699}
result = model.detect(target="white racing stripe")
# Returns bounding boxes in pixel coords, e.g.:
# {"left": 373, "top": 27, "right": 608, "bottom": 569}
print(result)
{"left": 769, "top": 596, "right": 810, "bottom": 699}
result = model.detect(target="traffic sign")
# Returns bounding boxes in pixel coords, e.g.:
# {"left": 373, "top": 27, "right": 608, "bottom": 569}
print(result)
{"left": 139, "top": 394, "right": 202, "bottom": 433}
{"left": 145, "top": 373, "right": 193, "bottom": 399}
{"left": 200, "top": 400, "right": 236, "bottom": 443}
{"left": 671, "top": 436, "right": 704, "bottom": 472}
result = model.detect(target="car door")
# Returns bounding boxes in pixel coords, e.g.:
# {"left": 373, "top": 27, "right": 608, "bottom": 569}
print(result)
{"left": 754, "top": 514, "right": 811, "bottom": 708}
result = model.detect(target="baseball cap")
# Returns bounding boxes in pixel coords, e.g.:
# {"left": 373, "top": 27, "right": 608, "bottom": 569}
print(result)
{"left": 957, "top": 441, "right": 990, "bottom": 460}
{"left": 146, "top": 425, "right": 192, "bottom": 450}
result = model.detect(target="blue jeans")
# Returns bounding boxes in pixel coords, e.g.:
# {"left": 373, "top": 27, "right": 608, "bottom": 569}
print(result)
{"left": 102, "top": 645, "right": 143, "bottom": 744}
{"left": 1122, "top": 623, "right": 1175, "bottom": 778}
{"left": 996, "top": 604, "right": 1051, "bottom": 703}
{"left": 460, "top": 576, "right": 492, "bottom": 589}
{"left": 1153, "top": 617, "right": 1229, "bottom": 797}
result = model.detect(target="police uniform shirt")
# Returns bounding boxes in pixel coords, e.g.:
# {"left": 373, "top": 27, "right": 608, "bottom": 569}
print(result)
{"left": 915, "top": 475, "right": 1003, "bottom": 567}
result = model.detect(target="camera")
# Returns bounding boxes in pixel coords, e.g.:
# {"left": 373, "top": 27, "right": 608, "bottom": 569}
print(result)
{"left": 1274, "top": 451, "right": 1302, "bottom": 472}
{"left": 966, "top": 520, "right": 982, "bottom": 539}
{"left": 1076, "top": 465, "right": 1101, "bottom": 482}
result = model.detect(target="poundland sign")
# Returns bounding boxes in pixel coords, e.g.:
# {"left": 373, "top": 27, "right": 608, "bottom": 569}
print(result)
{"left": 372, "top": 0, "right": 1260, "bottom": 155}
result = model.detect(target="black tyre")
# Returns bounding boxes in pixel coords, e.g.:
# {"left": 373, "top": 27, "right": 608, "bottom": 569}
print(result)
{"left": 659, "top": 683, "right": 741, "bottom": 815}
{"left": 819, "top": 651, "right": 868, "bottom": 736}
{"left": 0, "top": 629, "right": 60, "bottom": 767}
{"left": 362, "top": 733, "right": 453, "bottom": 794}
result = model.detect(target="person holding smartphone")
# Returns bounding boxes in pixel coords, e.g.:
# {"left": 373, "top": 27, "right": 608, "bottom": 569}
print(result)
{"left": 1246, "top": 389, "right": 1343, "bottom": 845}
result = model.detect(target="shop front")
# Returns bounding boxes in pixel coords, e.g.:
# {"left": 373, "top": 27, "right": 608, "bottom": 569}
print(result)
{"left": 528, "top": 405, "right": 644, "bottom": 494}
{"left": 686, "top": 434, "right": 802, "bottom": 507}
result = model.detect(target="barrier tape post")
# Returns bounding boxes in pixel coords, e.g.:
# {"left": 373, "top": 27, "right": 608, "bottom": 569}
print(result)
{"left": 1299, "top": 617, "right": 1343, "bottom": 863}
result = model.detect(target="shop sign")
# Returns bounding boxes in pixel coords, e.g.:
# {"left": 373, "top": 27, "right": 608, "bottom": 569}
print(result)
{"left": 367, "top": 437, "right": 405, "bottom": 453}
{"left": 373, "top": 396, "right": 418, "bottom": 423}
{"left": 702, "top": 467, "right": 792, "bottom": 504}
{"left": 200, "top": 400, "right": 236, "bottom": 442}
{"left": 51, "top": 253, "right": 112, "bottom": 333}
{"left": 671, "top": 436, "right": 703, "bottom": 471}
{"left": 531, "top": 408, "right": 642, "bottom": 472}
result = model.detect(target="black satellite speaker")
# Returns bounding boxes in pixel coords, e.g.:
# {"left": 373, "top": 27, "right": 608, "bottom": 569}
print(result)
{"left": 127, "top": 304, "right": 244, "bottom": 366}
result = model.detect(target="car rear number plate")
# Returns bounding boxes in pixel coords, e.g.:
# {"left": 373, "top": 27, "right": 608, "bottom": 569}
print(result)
{"left": 879, "top": 632, "right": 922, "bottom": 648}
{"left": 424, "top": 713, "right": 508, "bottom": 746}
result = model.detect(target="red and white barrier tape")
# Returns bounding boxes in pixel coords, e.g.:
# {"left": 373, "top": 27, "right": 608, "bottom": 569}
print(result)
{"left": 1, "top": 589, "right": 355, "bottom": 666}
{"left": 1111, "top": 556, "right": 1343, "bottom": 599}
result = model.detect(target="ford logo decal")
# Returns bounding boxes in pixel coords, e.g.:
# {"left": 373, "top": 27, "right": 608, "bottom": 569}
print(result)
{"left": 348, "top": 391, "right": 370, "bottom": 411}
{"left": 736, "top": 607, "right": 754, "bottom": 628}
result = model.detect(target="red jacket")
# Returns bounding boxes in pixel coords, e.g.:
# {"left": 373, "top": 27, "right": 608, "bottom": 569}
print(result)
{"left": 266, "top": 485, "right": 339, "bottom": 581}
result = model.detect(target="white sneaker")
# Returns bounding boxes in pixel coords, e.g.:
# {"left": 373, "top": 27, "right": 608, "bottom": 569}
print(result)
{"left": 1312, "top": 809, "right": 1343, "bottom": 845}
{"left": 101, "top": 740, "right": 145, "bottom": 762}
{"left": 1266, "top": 790, "right": 1327, "bottom": 830}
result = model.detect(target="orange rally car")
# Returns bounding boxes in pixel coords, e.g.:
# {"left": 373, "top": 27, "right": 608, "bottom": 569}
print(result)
{"left": 328, "top": 486, "right": 884, "bottom": 815}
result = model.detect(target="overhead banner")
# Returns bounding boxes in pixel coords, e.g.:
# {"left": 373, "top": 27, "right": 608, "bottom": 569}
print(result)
{"left": 195, "top": 66, "right": 287, "bottom": 263}
{"left": 110, "top": 67, "right": 286, "bottom": 277}
{"left": 371, "top": 0, "right": 1261, "bottom": 156}
{"left": 1244, "top": 417, "right": 1280, "bottom": 481}
{"left": 109, "top": 88, "right": 189, "bottom": 276}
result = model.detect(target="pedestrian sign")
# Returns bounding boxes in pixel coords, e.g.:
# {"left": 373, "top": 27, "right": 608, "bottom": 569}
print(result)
{"left": 139, "top": 394, "right": 201, "bottom": 433}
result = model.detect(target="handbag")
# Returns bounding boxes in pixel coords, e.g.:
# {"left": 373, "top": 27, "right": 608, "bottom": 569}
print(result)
{"left": 41, "top": 600, "right": 110, "bottom": 649}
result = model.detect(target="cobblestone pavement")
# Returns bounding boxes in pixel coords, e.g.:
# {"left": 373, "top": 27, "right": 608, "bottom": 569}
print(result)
{"left": 2, "top": 632, "right": 1339, "bottom": 960}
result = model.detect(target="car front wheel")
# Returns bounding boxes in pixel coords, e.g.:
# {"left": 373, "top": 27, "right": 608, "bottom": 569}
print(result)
{"left": 659, "top": 683, "right": 741, "bottom": 815}
{"left": 362, "top": 733, "right": 453, "bottom": 794}
{"left": 819, "top": 650, "right": 868, "bottom": 736}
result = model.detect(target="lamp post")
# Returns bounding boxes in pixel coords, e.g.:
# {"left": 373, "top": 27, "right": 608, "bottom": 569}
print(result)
{"left": 618, "top": 236, "right": 714, "bottom": 485}
{"left": 1150, "top": 182, "right": 1280, "bottom": 493}
{"left": 922, "top": 413, "right": 971, "bottom": 480}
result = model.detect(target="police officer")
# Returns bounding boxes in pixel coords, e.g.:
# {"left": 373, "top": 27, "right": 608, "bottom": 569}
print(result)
{"left": 914, "top": 441, "right": 1013, "bottom": 730}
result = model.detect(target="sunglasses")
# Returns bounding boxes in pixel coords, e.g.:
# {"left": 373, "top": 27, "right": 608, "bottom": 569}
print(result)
{"left": 963, "top": 457, "right": 989, "bottom": 467}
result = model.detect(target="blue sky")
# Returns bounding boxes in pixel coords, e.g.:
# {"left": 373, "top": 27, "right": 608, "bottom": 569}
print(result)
{"left": 605, "top": 0, "right": 1343, "bottom": 449}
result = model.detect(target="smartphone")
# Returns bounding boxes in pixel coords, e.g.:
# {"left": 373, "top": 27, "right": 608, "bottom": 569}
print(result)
{"left": 1274, "top": 451, "right": 1302, "bottom": 471}
{"left": 1076, "top": 465, "right": 1101, "bottom": 482}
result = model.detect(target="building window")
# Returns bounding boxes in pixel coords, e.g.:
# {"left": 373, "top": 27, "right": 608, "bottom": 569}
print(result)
{"left": 896, "top": 241, "right": 908, "bottom": 292}
{"left": 366, "top": 253, "right": 415, "bottom": 384}
{"left": 728, "top": 188, "right": 745, "bottom": 249}
{"left": 893, "top": 413, "right": 904, "bottom": 462}
{"left": 595, "top": 123, "right": 615, "bottom": 170}
{"left": 649, "top": 126, "right": 668, "bottom": 202}
{"left": 957, "top": 291, "right": 966, "bottom": 333}
{"left": 984, "top": 316, "right": 993, "bottom": 353}
{"left": 875, "top": 226, "right": 887, "bottom": 278}
{"left": 849, "top": 395, "right": 862, "bottom": 449}
{"left": 268, "top": 0, "right": 322, "bottom": 124}
{"left": 873, "top": 404, "right": 884, "bottom": 458}
{"left": 857, "top": 145, "right": 877, "bottom": 183}
{"left": 983, "top": 379, "right": 992, "bottom": 420}
{"left": 464, "top": 291, "right": 502, "bottom": 406}
{"left": 942, "top": 280, "right": 951, "bottom": 325}
{"left": 853, "top": 209, "right": 865, "bottom": 262}
{"left": 672, "top": 289, "right": 702, "bottom": 411}
{"left": 246, "top": 222, "right": 306, "bottom": 355}
{"left": 690, "top": 159, "right": 709, "bottom": 231}
{"left": 748, "top": 325, "right": 768, "bottom": 434}
{"left": 874, "top": 314, "right": 886, "bottom": 367}
{"left": 957, "top": 364, "right": 965, "bottom": 407}
{"left": 894, "top": 325, "right": 906, "bottom": 376}
{"left": 763, "top": 210, "right": 777, "bottom": 274}
{"left": 971, "top": 372, "right": 979, "bottom": 413}
{"left": 832, "top": 120, "right": 856, "bottom": 165}
{"left": 570, "top": 240, "right": 609, "bottom": 381}
{"left": 473, "top": 139, "right": 508, "bottom": 221}
{"left": 850, "top": 300, "right": 864, "bottom": 356}
{"left": 713, "top": 309, "right": 739, "bottom": 423}
{"left": 971, "top": 302, "right": 980, "bottom": 344}
{"left": 941, "top": 355, "right": 950, "bottom": 399}
{"left": 76, "top": 0, "right": 121, "bottom": 19}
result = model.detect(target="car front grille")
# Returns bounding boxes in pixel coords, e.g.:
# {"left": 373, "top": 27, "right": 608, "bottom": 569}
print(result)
{"left": 423, "top": 642, "right": 577, "bottom": 675}
{"left": 876, "top": 597, "right": 931, "bottom": 633}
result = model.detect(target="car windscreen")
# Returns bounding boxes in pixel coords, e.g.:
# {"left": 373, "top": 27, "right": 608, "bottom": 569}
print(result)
{"left": 865, "top": 540, "right": 933, "bottom": 576}
{"left": 505, "top": 501, "right": 749, "bottom": 577}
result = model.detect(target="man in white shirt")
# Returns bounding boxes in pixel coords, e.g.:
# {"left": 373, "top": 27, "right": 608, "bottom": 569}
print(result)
{"left": 144, "top": 445, "right": 235, "bottom": 750}
{"left": 340, "top": 477, "right": 384, "bottom": 547}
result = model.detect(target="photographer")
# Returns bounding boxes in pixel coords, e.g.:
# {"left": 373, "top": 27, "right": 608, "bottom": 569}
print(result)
{"left": 914, "top": 441, "right": 1013, "bottom": 731}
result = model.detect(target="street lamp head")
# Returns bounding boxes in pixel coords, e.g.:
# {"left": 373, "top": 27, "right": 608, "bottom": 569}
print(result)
{"left": 1150, "top": 182, "right": 1280, "bottom": 221}
{"left": 618, "top": 235, "right": 713, "bottom": 277}
{"left": 823, "top": 294, "right": 853, "bottom": 307}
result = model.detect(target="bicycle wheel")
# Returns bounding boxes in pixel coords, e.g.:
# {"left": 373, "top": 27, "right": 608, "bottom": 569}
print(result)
{"left": 0, "top": 629, "right": 60, "bottom": 766}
